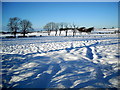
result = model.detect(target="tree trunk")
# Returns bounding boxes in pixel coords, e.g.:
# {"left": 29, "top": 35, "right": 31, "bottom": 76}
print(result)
{"left": 14, "top": 32, "right": 16, "bottom": 38}
{"left": 73, "top": 30, "right": 76, "bottom": 37}
{"left": 59, "top": 30, "right": 61, "bottom": 36}
{"left": 55, "top": 29, "right": 57, "bottom": 36}
{"left": 23, "top": 29, "right": 26, "bottom": 37}
{"left": 48, "top": 29, "right": 50, "bottom": 36}
{"left": 65, "top": 30, "right": 68, "bottom": 36}
{"left": 48, "top": 31, "right": 50, "bottom": 36}
{"left": 23, "top": 32, "right": 26, "bottom": 37}
{"left": 73, "top": 30, "right": 75, "bottom": 37}
{"left": 14, "top": 29, "right": 17, "bottom": 38}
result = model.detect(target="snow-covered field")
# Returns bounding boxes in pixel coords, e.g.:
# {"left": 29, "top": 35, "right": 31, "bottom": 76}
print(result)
{"left": 1, "top": 31, "right": 120, "bottom": 88}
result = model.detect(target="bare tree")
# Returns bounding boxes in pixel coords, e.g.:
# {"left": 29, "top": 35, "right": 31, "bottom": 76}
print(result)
{"left": 43, "top": 22, "right": 56, "bottom": 36}
{"left": 54, "top": 23, "right": 59, "bottom": 36}
{"left": 59, "top": 22, "right": 65, "bottom": 36}
{"left": 7, "top": 17, "right": 20, "bottom": 38}
{"left": 20, "top": 20, "right": 33, "bottom": 37}
{"left": 72, "top": 24, "right": 75, "bottom": 37}
{"left": 72, "top": 24, "right": 77, "bottom": 37}
{"left": 44, "top": 24, "right": 50, "bottom": 35}
{"left": 59, "top": 22, "right": 69, "bottom": 36}
{"left": 64, "top": 23, "right": 69, "bottom": 36}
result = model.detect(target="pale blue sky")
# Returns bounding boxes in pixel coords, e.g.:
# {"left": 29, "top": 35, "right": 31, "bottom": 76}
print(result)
{"left": 2, "top": 2, "right": 118, "bottom": 31}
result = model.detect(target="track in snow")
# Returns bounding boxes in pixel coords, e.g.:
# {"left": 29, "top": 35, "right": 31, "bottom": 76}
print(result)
{"left": 1, "top": 35, "right": 120, "bottom": 88}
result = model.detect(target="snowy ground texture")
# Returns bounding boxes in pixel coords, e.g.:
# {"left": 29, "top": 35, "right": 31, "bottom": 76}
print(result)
{"left": 1, "top": 32, "right": 120, "bottom": 88}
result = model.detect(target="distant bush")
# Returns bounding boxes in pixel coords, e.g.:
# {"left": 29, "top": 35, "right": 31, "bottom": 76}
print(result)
{"left": 5, "top": 36, "right": 15, "bottom": 38}
{"left": 103, "top": 28, "right": 107, "bottom": 29}
{"left": 29, "top": 35, "right": 36, "bottom": 37}
{"left": 18, "top": 36, "right": 27, "bottom": 38}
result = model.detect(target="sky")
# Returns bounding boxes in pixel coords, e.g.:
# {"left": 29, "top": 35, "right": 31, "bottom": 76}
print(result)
{"left": 2, "top": 2, "right": 118, "bottom": 31}
{"left": 2, "top": 0, "right": 120, "bottom": 2}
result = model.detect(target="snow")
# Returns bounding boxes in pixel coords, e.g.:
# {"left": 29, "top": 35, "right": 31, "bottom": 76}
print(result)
{"left": 1, "top": 30, "right": 120, "bottom": 88}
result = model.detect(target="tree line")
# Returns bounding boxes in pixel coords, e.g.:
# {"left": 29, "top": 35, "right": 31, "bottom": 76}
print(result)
{"left": 7, "top": 17, "right": 94, "bottom": 38}
{"left": 43, "top": 22, "right": 94, "bottom": 37}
